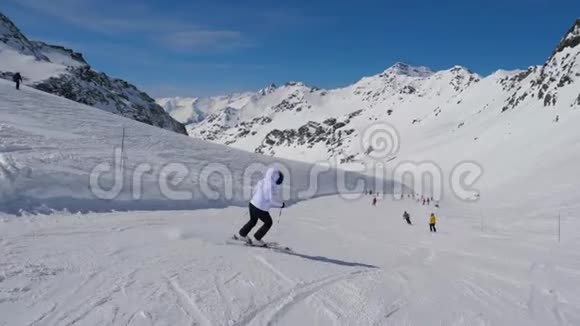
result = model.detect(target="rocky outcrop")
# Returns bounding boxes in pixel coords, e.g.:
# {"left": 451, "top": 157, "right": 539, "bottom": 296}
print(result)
{"left": 501, "top": 19, "right": 580, "bottom": 112}
{"left": 255, "top": 115, "right": 356, "bottom": 159}
{"left": 0, "top": 11, "right": 187, "bottom": 135}
{"left": 34, "top": 67, "right": 186, "bottom": 134}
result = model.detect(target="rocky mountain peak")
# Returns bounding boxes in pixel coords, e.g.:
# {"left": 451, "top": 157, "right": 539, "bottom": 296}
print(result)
{"left": 500, "top": 19, "right": 580, "bottom": 112}
{"left": 284, "top": 81, "right": 307, "bottom": 87}
{"left": 0, "top": 12, "right": 48, "bottom": 61}
{"left": 258, "top": 83, "right": 277, "bottom": 96}
{"left": 381, "top": 62, "right": 434, "bottom": 78}
{"left": 552, "top": 18, "right": 580, "bottom": 56}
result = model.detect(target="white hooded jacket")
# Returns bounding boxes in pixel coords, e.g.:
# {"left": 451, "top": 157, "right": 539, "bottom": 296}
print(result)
{"left": 250, "top": 168, "right": 283, "bottom": 211}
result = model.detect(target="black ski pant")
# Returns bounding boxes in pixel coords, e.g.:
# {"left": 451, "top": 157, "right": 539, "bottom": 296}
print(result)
{"left": 239, "top": 203, "right": 272, "bottom": 241}
{"left": 15, "top": 81, "right": 20, "bottom": 90}
{"left": 405, "top": 218, "right": 412, "bottom": 225}
{"left": 429, "top": 223, "right": 436, "bottom": 232}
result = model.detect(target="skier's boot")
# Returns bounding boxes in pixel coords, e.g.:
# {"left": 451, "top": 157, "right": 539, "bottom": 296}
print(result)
{"left": 253, "top": 238, "right": 267, "bottom": 247}
{"left": 236, "top": 235, "right": 252, "bottom": 244}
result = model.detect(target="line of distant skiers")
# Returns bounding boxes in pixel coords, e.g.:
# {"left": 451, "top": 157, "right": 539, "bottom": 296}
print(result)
{"left": 366, "top": 190, "right": 438, "bottom": 207}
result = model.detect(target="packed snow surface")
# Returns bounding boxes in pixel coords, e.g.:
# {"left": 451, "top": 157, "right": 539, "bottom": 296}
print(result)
{"left": 1, "top": 195, "right": 579, "bottom": 325}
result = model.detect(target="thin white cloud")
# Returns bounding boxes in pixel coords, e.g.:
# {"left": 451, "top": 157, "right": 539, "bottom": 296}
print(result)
{"left": 5, "top": 0, "right": 252, "bottom": 52}
{"left": 162, "top": 30, "right": 250, "bottom": 52}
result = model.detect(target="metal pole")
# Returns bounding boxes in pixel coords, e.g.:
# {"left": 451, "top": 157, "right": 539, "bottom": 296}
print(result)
{"left": 558, "top": 211, "right": 561, "bottom": 243}
{"left": 121, "top": 127, "right": 125, "bottom": 154}
{"left": 121, "top": 127, "right": 126, "bottom": 168}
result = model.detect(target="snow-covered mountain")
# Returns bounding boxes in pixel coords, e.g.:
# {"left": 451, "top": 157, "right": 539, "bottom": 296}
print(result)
{"left": 159, "top": 20, "right": 580, "bottom": 167}
{"left": 157, "top": 62, "right": 483, "bottom": 161}
{"left": 156, "top": 84, "right": 277, "bottom": 125}
{"left": 0, "top": 12, "right": 187, "bottom": 135}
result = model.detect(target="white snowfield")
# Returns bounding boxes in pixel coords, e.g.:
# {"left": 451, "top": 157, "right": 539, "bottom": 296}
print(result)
{"left": 1, "top": 196, "right": 580, "bottom": 325}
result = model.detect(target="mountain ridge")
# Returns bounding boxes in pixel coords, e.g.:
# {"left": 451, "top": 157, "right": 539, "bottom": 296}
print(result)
{"left": 0, "top": 11, "right": 187, "bottom": 135}
{"left": 158, "top": 20, "right": 580, "bottom": 165}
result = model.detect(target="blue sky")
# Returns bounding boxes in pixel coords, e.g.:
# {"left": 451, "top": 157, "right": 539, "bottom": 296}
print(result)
{"left": 2, "top": 0, "right": 579, "bottom": 97}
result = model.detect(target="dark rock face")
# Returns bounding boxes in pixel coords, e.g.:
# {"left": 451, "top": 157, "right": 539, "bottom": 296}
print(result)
{"left": 448, "top": 67, "right": 480, "bottom": 92}
{"left": 34, "top": 67, "right": 187, "bottom": 134}
{"left": 551, "top": 19, "right": 580, "bottom": 57}
{"left": 501, "top": 20, "right": 580, "bottom": 112}
{"left": 254, "top": 115, "right": 356, "bottom": 160}
{"left": 0, "top": 11, "right": 187, "bottom": 135}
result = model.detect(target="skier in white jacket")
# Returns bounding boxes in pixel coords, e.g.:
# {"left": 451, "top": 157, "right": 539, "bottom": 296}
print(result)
{"left": 238, "top": 167, "right": 285, "bottom": 246}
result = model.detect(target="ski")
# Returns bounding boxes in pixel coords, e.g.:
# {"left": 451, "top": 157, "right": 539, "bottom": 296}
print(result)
{"left": 230, "top": 235, "right": 292, "bottom": 252}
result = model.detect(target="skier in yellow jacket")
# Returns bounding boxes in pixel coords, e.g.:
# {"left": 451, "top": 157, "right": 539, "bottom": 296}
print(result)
{"left": 429, "top": 213, "right": 437, "bottom": 232}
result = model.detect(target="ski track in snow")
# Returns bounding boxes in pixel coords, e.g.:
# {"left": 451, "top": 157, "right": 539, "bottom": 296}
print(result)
{"left": 233, "top": 269, "right": 376, "bottom": 326}
{"left": 165, "top": 275, "right": 213, "bottom": 326}
{"left": 2, "top": 196, "right": 579, "bottom": 325}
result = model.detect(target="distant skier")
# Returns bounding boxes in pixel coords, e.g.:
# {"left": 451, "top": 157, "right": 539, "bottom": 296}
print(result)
{"left": 237, "top": 167, "right": 285, "bottom": 246}
{"left": 403, "top": 211, "right": 412, "bottom": 225}
{"left": 13, "top": 72, "right": 23, "bottom": 90}
{"left": 372, "top": 197, "right": 377, "bottom": 206}
{"left": 429, "top": 213, "right": 437, "bottom": 232}
{"left": 427, "top": 198, "right": 430, "bottom": 205}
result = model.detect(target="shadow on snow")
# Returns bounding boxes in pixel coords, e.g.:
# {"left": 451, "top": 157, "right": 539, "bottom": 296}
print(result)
{"left": 280, "top": 250, "right": 379, "bottom": 269}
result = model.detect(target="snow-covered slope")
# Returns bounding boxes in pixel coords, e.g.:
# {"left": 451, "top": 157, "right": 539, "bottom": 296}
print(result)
{"left": 2, "top": 195, "right": 580, "bottom": 325}
{"left": 0, "top": 78, "right": 396, "bottom": 215}
{"left": 0, "top": 12, "right": 187, "bottom": 135}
